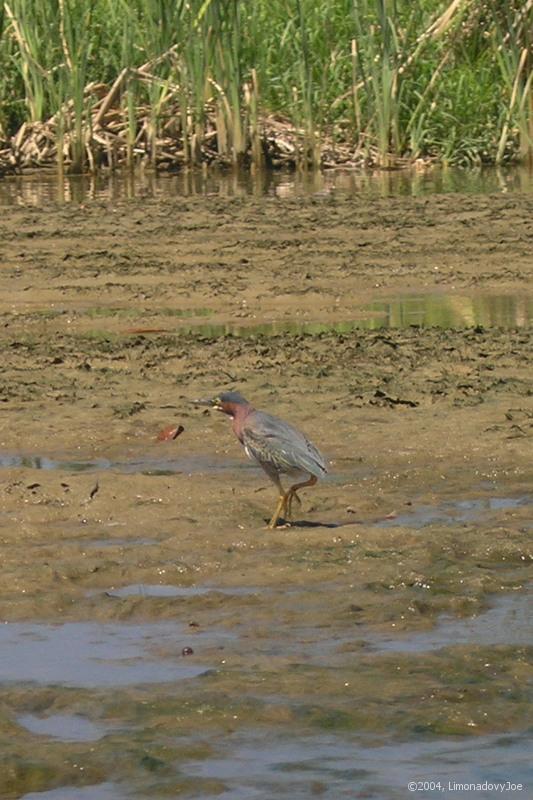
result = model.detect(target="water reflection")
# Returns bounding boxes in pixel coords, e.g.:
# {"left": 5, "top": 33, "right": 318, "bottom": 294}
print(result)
{"left": 18, "top": 713, "right": 107, "bottom": 742}
{"left": 373, "top": 591, "right": 532, "bottom": 653}
{"left": 1, "top": 164, "right": 533, "bottom": 206}
{"left": 168, "top": 293, "right": 532, "bottom": 335}
{"left": 0, "top": 621, "right": 219, "bottom": 686}
{"left": 105, "top": 584, "right": 259, "bottom": 599}
{"left": 22, "top": 784, "right": 128, "bottom": 800}
{"left": 184, "top": 731, "right": 531, "bottom": 800}
{"left": 0, "top": 453, "right": 249, "bottom": 473}
{"left": 379, "top": 495, "right": 532, "bottom": 529}
{"left": 365, "top": 294, "right": 532, "bottom": 330}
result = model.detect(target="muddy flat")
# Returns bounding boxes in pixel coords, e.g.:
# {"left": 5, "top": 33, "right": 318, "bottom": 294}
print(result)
{"left": 0, "top": 190, "right": 532, "bottom": 798}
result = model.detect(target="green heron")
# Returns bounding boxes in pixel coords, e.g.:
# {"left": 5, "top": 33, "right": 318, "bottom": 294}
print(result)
{"left": 195, "top": 391, "right": 327, "bottom": 528}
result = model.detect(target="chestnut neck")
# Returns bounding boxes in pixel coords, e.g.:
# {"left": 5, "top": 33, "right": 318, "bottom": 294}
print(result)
{"left": 223, "top": 400, "right": 254, "bottom": 441}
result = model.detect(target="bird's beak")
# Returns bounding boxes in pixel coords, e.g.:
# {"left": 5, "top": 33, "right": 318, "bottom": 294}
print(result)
{"left": 193, "top": 397, "right": 221, "bottom": 410}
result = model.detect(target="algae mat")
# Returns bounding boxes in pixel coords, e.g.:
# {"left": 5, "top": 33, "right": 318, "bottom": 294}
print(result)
{"left": 0, "top": 192, "right": 532, "bottom": 799}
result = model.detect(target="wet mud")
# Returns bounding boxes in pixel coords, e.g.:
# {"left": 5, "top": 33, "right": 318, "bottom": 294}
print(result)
{"left": 0, "top": 191, "right": 532, "bottom": 798}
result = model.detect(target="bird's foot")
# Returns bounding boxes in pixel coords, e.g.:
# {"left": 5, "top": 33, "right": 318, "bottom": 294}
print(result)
{"left": 266, "top": 489, "right": 304, "bottom": 529}
{"left": 265, "top": 517, "right": 291, "bottom": 530}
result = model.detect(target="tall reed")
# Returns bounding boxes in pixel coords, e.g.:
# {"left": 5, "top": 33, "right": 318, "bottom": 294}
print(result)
{"left": 4, "top": 0, "right": 55, "bottom": 123}
{"left": 489, "top": 0, "right": 533, "bottom": 163}
{"left": 1, "top": 0, "right": 531, "bottom": 169}
{"left": 58, "top": 0, "right": 94, "bottom": 173}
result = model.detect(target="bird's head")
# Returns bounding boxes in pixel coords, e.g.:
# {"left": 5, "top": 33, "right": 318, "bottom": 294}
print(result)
{"left": 194, "top": 391, "right": 251, "bottom": 418}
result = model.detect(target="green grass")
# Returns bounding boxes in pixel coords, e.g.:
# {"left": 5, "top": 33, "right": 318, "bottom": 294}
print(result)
{"left": 0, "top": 0, "right": 531, "bottom": 168}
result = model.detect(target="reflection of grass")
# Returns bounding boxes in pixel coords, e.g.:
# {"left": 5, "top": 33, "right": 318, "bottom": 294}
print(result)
{"left": 84, "top": 307, "right": 136, "bottom": 319}
{"left": 98, "top": 295, "right": 527, "bottom": 340}
{"left": 366, "top": 294, "right": 530, "bottom": 329}
{"left": 84, "top": 306, "right": 213, "bottom": 319}
{"left": 170, "top": 320, "right": 386, "bottom": 338}
{"left": 21, "top": 296, "right": 532, "bottom": 341}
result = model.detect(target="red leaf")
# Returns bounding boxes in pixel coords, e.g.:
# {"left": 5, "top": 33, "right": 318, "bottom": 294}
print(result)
{"left": 156, "top": 424, "right": 184, "bottom": 442}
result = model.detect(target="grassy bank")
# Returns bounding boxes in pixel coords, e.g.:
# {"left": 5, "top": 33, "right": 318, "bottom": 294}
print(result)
{"left": 0, "top": 0, "right": 532, "bottom": 173}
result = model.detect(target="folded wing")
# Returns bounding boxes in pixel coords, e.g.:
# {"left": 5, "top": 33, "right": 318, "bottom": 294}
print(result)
{"left": 242, "top": 411, "right": 327, "bottom": 478}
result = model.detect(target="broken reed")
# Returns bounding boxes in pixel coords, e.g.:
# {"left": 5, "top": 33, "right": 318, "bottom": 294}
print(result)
{"left": 0, "top": 0, "right": 532, "bottom": 172}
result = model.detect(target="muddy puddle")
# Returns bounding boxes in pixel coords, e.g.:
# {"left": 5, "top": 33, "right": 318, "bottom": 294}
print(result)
{"left": 2, "top": 574, "right": 531, "bottom": 797}
{"left": 17, "top": 713, "right": 109, "bottom": 743}
{"left": 182, "top": 731, "right": 531, "bottom": 800}
{"left": 14, "top": 730, "right": 531, "bottom": 800}
{"left": 1, "top": 181, "right": 532, "bottom": 798}
{"left": 373, "top": 590, "right": 532, "bottom": 653}
{"left": 105, "top": 583, "right": 259, "bottom": 598}
{"left": 378, "top": 494, "right": 533, "bottom": 529}
{"left": 0, "top": 621, "right": 216, "bottom": 686}
{"left": 22, "top": 786, "right": 128, "bottom": 800}
{"left": 0, "top": 452, "right": 247, "bottom": 475}
{"left": 113, "top": 292, "right": 531, "bottom": 335}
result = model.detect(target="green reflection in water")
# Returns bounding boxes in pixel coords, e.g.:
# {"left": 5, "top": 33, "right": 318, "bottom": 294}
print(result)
{"left": 171, "top": 294, "right": 531, "bottom": 338}
{"left": 364, "top": 293, "right": 532, "bottom": 330}
{"left": 2, "top": 164, "right": 533, "bottom": 206}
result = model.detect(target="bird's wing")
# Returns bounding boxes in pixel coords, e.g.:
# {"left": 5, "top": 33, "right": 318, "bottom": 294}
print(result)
{"left": 242, "top": 412, "right": 327, "bottom": 477}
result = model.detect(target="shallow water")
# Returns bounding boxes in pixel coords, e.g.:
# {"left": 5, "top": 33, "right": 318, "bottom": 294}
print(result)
{"left": 16, "top": 731, "right": 531, "bottom": 800}
{"left": 3, "top": 579, "right": 531, "bottom": 797}
{"left": 379, "top": 494, "right": 533, "bottom": 529}
{"left": 18, "top": 713, "right": 108, "bottom": 742}
{"left": 183, "top": 731, "right": 531, "bottom": 800}
{"left": 0, "top": 452, "right": 247, "bottom": 474}
{"left": 2, "top": 164, "right": 533, "bottom": 206}
{"left": 69, "top": 293, "right": 531, "bottom": 336}
{"left": 105, "top": 583, "right": 260, "bottom": 598}
{"left": 0, "top": 622, "right": 219, "bottom": 686}
{"left": 22, "top": 785, "right": 128, "bottom": 800}
{"left": 12, "top": 292, "right": 532, "bottom": 332}
{"left": 165, "top": 293, "right": 532, "bottom": 335}
{"left": 373, "top": 591, "right": 532, "bottom": 653}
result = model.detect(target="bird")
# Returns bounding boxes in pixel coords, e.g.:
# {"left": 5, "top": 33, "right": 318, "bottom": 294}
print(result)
{"left": 195, "top": 391, "right": 327, "bottom": 528}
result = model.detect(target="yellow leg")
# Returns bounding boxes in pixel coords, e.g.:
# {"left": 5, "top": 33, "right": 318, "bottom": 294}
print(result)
{"left": 266, "top": 471, "right": 289, "bottom": 529}
{"left": 266, "top": 474, "right": 318, "bottom": 528}
{"left": 285, "top": 475, "right": 317, "bottom": 519}
{"left": 268, "top": 493, "right": 288, "bottom": 529}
